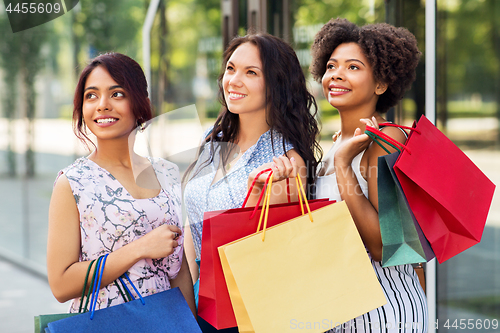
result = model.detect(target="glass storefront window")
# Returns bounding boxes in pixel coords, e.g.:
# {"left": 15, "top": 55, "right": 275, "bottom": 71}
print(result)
{"left": 436, "top": 0, "right": 500, "bottom": 330}
{"left": 1, "top": 1, "right": 499, "bottom": 330}
{"left": 0, "top": 0, "right": 223, "bottom": 272}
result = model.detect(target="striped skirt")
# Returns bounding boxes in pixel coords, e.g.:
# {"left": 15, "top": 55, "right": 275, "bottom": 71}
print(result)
{"left": 327, "top": 261, "right": 428, "bottom": 333}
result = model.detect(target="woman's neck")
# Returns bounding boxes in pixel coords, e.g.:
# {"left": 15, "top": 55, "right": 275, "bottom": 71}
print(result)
{"left": 88, "top": 136, "right": 158, "bottom": 193}
{"left": 338, "top": 107, "right": 384, "bottom": 139}
{"left": 89, "top": 136, "right": 135, "bottom": 168}
{"left": 235, "top": 112, "right": 270, "bottom": 151}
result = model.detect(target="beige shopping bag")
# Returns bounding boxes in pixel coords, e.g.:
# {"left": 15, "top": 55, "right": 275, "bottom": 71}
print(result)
{"left": 219, "top": 195, "right": 386, "bottom": 333}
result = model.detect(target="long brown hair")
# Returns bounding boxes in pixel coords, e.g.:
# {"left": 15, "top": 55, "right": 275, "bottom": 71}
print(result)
{"left": 185, "top": 33, "right": 322, "bottom": 198}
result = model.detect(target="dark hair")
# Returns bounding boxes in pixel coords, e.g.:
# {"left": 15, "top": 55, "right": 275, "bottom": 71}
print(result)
{"left": 186, "top": 33, "right": 322, "bottom": 198}
{"left": 73, "top": 52, "right": 152, "bottom": 147}
{"left": 310, "top": 18, "right": 421, "bottom": 113}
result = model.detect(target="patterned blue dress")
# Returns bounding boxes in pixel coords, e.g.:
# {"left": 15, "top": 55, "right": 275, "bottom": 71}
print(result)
{"left": 183, "top": 129, "right": 293, "bottom": 261}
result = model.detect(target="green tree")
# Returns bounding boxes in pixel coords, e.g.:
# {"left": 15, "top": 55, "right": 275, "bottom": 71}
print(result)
{"left": 71, "top": 0, "right": 146, "bottom": 62}
{"left": 436, "top": 0, "right": 500, "bottom": 139}
{"left": 150, "top": 0, "right": 222, "bottom": 116}
{"left": 293, "top": 0, "right": 385, "bottom": 28}
{"left": 0, "top": 12, "right": 48, "bottom": 177}
{"left": 20, "top": 25, "right": 47, "bottom": 176}
{"left": 487, "top": 0, "right": 500, "bottom": 142}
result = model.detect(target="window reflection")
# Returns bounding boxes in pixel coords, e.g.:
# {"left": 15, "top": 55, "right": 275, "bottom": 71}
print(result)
{"left": 0, "top": 0, "right": 498, "bottom": 328}
{"left": 436, "top": 0, "right": 500, "bottom": 329}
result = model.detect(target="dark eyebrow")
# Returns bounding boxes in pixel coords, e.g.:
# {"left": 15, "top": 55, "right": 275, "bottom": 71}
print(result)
{"left": 246, "top": 66, "right": 262, "bottom": 71}
{"left": 84, "top": 85, "right": 123, "bottom": 92}
{"left": 328, "top": 58, "right": 367, "bottom": 67}
{"left": 347, "top": 59, "right": 366, "bottom": 67}
{"left": 227, "top": 61, "right": 262, "bottom": 71}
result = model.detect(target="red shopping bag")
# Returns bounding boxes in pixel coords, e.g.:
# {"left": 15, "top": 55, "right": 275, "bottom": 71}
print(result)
{"left": 368, "top": 116, "right": 495, "bottom": 263}
{"left": 198, "top": 173, "right": 333, "bottom": 329}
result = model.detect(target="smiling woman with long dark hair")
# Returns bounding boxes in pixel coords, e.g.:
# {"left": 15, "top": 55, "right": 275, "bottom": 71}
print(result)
{"left": 182, "top": 33, "right": 322, "bottom": 331}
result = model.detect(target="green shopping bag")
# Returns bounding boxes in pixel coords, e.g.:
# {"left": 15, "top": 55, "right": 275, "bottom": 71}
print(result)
{"left": 378, "top": 152, "right": 435, "bottom": 267}
{"left": 367, "top": 125, "right": 434, "bottom": 267}
{"left": 35, "top": 313, "right": 79, "bottom": 333}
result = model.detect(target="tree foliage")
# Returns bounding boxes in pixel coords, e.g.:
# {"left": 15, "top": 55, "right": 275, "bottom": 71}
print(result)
{"left": 441, "top": 0, "right": 499, "bottom": 99}
{"left": 72, "top": 0, "right": 146, "bottom": 60}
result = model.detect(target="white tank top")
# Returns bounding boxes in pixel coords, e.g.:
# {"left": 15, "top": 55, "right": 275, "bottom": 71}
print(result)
{"left": 316, "top": 141, "right": 368, "bottom": 201}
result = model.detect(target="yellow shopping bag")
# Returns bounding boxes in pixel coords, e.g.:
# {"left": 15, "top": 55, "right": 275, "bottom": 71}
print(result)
{"left": 218, "top": 174, "right": 386, "bottom": 333}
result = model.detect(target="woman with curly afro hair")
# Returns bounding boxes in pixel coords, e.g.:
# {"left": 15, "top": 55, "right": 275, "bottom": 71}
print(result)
{"left": 312, "top": 18, "right": 427, "bottom": 332}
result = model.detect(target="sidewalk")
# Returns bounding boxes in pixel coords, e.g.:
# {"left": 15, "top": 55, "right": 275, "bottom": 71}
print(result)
{"left": 0, "top": 257, "right": 69, "bottom": 333}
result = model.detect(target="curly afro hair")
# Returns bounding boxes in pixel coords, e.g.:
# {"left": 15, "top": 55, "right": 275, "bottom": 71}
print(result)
{"left": 310, "top": 18, "right": 421, "bottom": 113}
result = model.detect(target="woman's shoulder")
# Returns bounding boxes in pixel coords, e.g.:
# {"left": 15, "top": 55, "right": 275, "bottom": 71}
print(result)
{"left": 198, "top": 125, "right": 217, "bottom": 146}
{"left": 365, "top": 124, "right": 408, "bottom": 162}
{"left": 269, "top": 130, "right": 294, "bottom": 151}
{"left": 245, "top": 130, "right": 294, "bottom": 162}
{"left": 56, "top": 157, "right": 91, "bottom": 181}
{"left": 203, "top": 125, "right": 215, "bottom": 140}
{"left": 380, "top": 124, "right": 408, "bottom": 143}
{"left": 53, "top": 157, "right": 94, "bottom": 193}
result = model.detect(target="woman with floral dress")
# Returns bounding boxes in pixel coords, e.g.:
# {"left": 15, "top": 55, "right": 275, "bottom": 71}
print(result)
{"left": 47, "top": 52, "right": 195, "bottom": 316}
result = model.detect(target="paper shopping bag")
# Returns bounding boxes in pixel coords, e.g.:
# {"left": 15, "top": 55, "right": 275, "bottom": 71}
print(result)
{"left": 219, "top": 201, "right": 386, "bottom": 333}
{"left": 198, "top": 198, "right": 331, "bottom": 329}
{"left": 35, "top": 313, "right": 78, "bottom": 333}
{"left": 47, "top": 255, "right": 200, "bottom": 333}
{"left": 378, "top": 152, "right": 435, "bottom": 267}
{"left": 383, "top": 115, "right": 495, "bottom": 263}
{"left": 46, "top": 254, "right": 200, "bottom": 333}
{"left": 47, "top": 287, "right": 200, "bottom": 333}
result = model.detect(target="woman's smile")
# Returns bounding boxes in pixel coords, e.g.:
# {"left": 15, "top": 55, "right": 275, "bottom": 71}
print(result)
{"left": 228, "top": 91, "right": 247, "bottom": 100}
{"left": 94, "top": 116, "right": 119, "bottom": 126}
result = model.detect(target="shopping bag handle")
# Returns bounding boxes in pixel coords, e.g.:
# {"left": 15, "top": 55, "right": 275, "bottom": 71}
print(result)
{"left": 82, "top": 255, "right": 106, "bottom": 314}
{"left": 243, "top": 168, "right": 293, "bottom": 221}
{"left": 244, "top": 168, "right": 308, "bottom": 221}
{"left": 80, "top": 255, "right": 132, "bottom": 318}
{"left": 117, "top": 272, "right": 146, "bottom": 305}
{"left": 89, "top": 253, "right": 108, "bottom": 319}
{"left": 365, "top": 125, "right": 412, "bottom": 155}
{"left": 256, "top": 172, "right": 274, "bottom": 241}
{"left": 242, "top": 167, "right": 290, "bottom": 209}
{"left": 256, "top": 172, "right": 312, "bottom": 241}
{"left": 88, "top": 254, "right": 146, "bottom": 320}
{"left": 378, "top": 122, "right": 421, "bottom": 135}
{"left": 114, "top": 278, "right": 134, "bottom": 302}
{"left": 365, "top": 131, "right": 401, "bottom": 154}
{"left": 242, "top": 168, "right": 273, "bottom": 209}
{"left": 77, "top": 259, "right": 97, "bottom": 313}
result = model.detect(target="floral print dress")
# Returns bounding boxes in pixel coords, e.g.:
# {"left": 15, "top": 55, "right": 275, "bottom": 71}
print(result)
{"left": 56, "top": 156, "right": 183, "bottom": 312}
